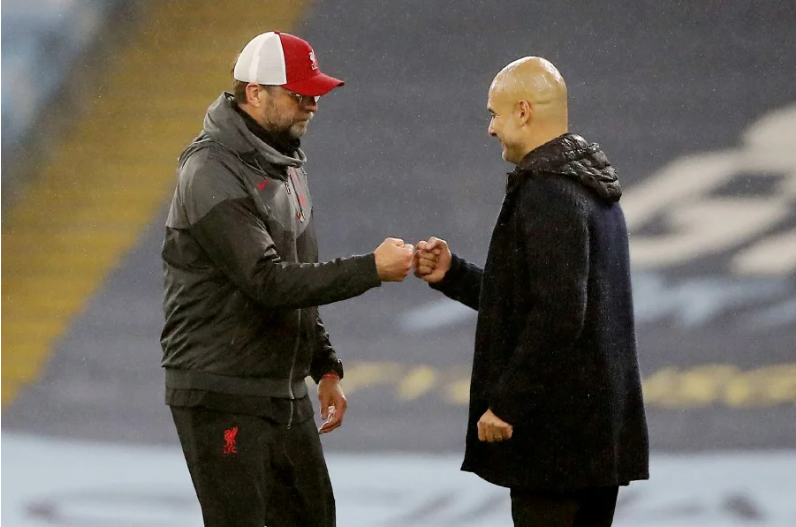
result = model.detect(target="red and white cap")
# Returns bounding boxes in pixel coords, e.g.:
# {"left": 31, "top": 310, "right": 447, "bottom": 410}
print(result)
{"left": 233, "top": 31, "right": 344, "bottom": 97}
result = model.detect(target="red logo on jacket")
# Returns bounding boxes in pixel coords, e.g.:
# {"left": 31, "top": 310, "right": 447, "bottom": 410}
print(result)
{"left": 223, "top": 426, "right": 239, "bottom": 454}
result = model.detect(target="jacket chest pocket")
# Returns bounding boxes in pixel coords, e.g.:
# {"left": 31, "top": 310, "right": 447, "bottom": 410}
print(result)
{"left": 268, "top": 170, "right": 312, "bottom": 229}
{"left": 254, "top": 172, "right": 312, "bottom": 261}
{"left": 286, "top": 168, "right": 313, "bottom": 225}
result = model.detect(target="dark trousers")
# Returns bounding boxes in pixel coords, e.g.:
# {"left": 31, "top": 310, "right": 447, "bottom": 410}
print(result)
{"left": 170, "top": 406, "right": 335, "bottom": 527}
{"left": 510, "top": 486, "right": 619, "bottom": 527}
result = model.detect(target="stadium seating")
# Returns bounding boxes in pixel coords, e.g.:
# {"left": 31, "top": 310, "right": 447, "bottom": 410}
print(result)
{"left": 1, "top": 0, "right": 125, "bottom": 153}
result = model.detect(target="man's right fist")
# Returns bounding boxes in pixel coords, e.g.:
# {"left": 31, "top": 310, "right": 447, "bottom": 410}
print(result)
{"left": 414, "top": 237, "right": 451, "bottom": 283}
{"left": 374, "top": 238, "right": 414, "bottom": 282}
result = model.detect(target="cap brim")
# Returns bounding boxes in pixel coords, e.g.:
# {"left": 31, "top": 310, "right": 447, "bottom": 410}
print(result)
{"left": 283, "top": 72, "right": 345, "bottom": 97}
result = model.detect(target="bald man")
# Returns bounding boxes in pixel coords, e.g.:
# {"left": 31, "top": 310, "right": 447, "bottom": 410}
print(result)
{"left": 414, "top": 57, "right": 649, "bottom": 526}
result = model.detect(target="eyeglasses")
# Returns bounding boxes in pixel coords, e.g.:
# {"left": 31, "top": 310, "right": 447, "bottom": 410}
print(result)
{"left": 258, "top": 85, "right": 319, "bottom": 105}
{"left": 283, "top": 89, "right": 320, "bottom": 105}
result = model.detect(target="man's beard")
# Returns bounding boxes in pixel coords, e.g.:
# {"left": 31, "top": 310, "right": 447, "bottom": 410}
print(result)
{"left": 287, "top": 121, "right": 308, "bottom": 140}
{"left": 271, "top": 124, "right": 301, "bottom": 141}
{"left": 259, "top": 117, "right": 302, "bottom": 153}
{"left": 266, "top": 115, "right": 307, "bottom": 137}
{"left": 285, "top": 113, "right": 313, "bottom": 140}
{"left": 260, "top": 99, "right": 311, "bottom": 153}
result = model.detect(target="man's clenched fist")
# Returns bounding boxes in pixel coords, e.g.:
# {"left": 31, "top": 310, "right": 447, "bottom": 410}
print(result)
{"left": 414, "top": 237, "right": 452, "bottom": 283}
{"left": 374, "top": 238, "right": 414, "bottom": 282}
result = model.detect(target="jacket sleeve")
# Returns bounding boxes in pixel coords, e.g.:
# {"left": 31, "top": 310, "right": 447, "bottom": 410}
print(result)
{"left": 309, "top": 312, "right": 344, "bottom": 383}
{"left": 428, "top": 254, "right": 483, "bottom": 310}
{"left": 488, "top": 180, "right": 589, "bottom": 426}
{"left": 184, "top": 158, "right": 381, "bottom": 310}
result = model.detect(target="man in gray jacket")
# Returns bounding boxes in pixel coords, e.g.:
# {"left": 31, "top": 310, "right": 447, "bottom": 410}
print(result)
{"left": 161, "top": 31, "right": 413, "bottom": 527}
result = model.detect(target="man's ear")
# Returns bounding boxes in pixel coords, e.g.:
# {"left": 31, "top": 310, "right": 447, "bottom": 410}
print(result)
{"left": 517, "top": 100, "right": 533, "bottom": 126}
{"left": 246, "top": 83, "right": 262, "bottom": 107}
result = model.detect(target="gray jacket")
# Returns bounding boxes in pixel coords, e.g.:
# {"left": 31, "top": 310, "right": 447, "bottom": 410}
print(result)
{"left": 161, "top": 93, "right": 380, "bottom": 399}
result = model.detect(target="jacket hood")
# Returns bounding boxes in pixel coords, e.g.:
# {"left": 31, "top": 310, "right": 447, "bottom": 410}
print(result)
{"left": 180, "top": 93, "right": 306, "bottom": 170}
{"left": 510, "top": 133, "right": 622, "bottom": 202}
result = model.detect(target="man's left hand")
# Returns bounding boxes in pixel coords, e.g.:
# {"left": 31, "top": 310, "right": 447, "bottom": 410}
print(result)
{"left": 317, "top": 374, "right": 347, "bottom": 434}
{"left": 477, "top": 409, "right": 513, "bottom": 443}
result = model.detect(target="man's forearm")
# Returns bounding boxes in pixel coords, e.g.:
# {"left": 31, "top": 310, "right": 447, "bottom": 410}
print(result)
{"left": 429, "top": 254, "right": 483, "bottom": 310}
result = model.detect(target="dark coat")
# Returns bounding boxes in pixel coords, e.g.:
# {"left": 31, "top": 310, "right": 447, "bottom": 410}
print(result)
{"left": 432, "top": 134, "right": 649, "bottom": 490}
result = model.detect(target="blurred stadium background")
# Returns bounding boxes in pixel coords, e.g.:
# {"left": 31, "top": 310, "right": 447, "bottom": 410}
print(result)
{"left": 2, "top": 1, "right": 795, "bottom": 525}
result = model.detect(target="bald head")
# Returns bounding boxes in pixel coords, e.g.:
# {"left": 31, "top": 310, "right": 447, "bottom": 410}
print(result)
{"left": 487, "top": 57, "right": 568, "bottom": 164}
{"left": 492, "top": 57, "right": 567, "bottom": 116}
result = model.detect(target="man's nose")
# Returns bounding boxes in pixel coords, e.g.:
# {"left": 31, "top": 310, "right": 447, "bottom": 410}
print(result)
{"left": 304, "top": 97, "right": 319, "bottom": 111}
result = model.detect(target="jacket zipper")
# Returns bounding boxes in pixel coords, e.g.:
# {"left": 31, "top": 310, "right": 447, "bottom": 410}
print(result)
{"left": 285, "top": 167, "right": 304, "bottom": 430}
{"left": 286, "top": 168, "right": 305, "bottom": 223}
{"left": 287, "top": 309, "right": 301, "bottom": 429}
